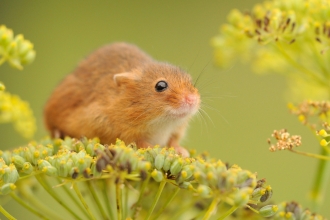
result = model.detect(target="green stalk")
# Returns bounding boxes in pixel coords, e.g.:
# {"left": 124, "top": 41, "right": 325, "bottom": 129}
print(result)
{"left": 145, "top": 180, "right": 166, "bottom": 220}
{"left": 132, "top": 175, "right": 150, "bottom": 218}
{"left": 35, "top": 175, "right": 82, "bottom": 219}
{"left": 86, "top": 181, "right": 108, "bottom": 219}
{"left": 202, "top": 196, "right": 221, "bottom": 220}
{"left": 116, "top": 181, "right": 123, "bottom": 220}
{"left": 10, "top": 192, "right": 49, "bottom": 220}
{"left": 124, "top": 183, "right": 129, "bottom": 219}
{"left": 0, "top": 204, "right": 16, "bottom": 220}
{"left": 57, "top": 178, "right": 90, "bottom": 218}
{"left": 73, "top": 183, "right": 97, "bottom": 220}
{"left": 152, "top": 187, "right": 180, "bottom": 220}
{"left": 102, "top": 180, "right": 115, "bottom": 220}
{"left": 171, "top": 197, "right": 198, "bottom": 219}
{"left": 310, "top": 147, "right": 330, "bottom": 211}
{"left": 17, "top": 182, "right": 62, "bottom": 219}
{"left": 217, "top": 205, "right": 238, "bottom": 220}
{"left": 289, "top": 149, "right": 330, "bottom": 160}
{"left": 274, "top": 43, "right": 328, "bottom": 88}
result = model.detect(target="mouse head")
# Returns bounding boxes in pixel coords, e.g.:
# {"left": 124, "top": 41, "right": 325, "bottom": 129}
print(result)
{"left": 113, "top": 62, "right": 200, "bottom": 122}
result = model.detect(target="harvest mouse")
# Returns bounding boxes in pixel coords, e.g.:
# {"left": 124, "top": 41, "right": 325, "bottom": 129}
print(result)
{"left": 44, "top": 42, "right": 200, "bottom": 157}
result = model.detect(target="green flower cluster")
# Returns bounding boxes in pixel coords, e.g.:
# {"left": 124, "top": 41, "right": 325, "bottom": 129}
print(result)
{"left": 0, "top": 25, "right": 36, "bottom": 70}
{"left": 0, "top": 83, "right": 36, "bottom": 139}
{"left": 0, "top": 137, "right": 278, "bottom": 219}
{"left": 212, "top": 0, "right": 330, "bottom": 101}
{"left": 273, "top": 201, "right": 326, "bottom": 220}
{"left": 134, "top": 146, "right": 264, "bottom": 207}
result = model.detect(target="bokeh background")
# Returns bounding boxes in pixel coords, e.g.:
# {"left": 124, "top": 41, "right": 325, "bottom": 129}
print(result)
{"left": 1, "top": 0, "right": 329, "bottom": 218}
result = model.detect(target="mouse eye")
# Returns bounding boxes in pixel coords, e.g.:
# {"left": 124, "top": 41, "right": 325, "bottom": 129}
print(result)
{"left": 155, "top": 80, "right": 168, "bottom": 92}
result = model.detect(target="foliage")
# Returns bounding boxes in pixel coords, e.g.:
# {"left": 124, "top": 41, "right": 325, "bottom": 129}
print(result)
{"left": 212, "top": 0, "right": 330, "bottom": 217}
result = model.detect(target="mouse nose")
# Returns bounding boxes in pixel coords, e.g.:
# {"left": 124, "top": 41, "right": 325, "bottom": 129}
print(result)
{"left": 185, "top": 94, "right": 198, "bottom": 106}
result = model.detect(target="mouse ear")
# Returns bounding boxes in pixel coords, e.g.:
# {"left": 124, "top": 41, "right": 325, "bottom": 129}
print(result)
{"left": 113, "top": 72, "right": 140, "bottom": 86}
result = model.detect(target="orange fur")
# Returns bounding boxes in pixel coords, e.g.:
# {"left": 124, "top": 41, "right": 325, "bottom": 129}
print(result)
{"left": 44, "top": 42, "right": 200, "bottom": 156}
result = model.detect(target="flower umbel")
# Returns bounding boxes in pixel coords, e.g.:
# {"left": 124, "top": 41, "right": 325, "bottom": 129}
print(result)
{"left": 0, "top": 25, "right": 36, "bottom": 70}
{"left": 0, "top": 137, "right": 276, "bottom": 220}
{"left": 212, "top": 0, "right": 330, "bottom": 101}
{"left": 268, "top": 129, "right": 302, "bottom": 152}
{"left": 0, "top": 84, "right": 36, "bottom": 139}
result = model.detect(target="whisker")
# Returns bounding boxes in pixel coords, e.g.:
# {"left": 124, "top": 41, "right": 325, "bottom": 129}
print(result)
{"left": 201, "top": 103, "right": 230, "bottom": 126}
{"left": 199, "top": 108, "right": 215, "bottom": 128}
{"left": 194, "top": 58, "right": 213, "bottom": 87}
{"left": 196, "top": 109, "right": 209, "bottom": 135}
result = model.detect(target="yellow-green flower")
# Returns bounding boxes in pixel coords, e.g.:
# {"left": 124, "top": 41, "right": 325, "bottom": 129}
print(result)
{"left": 212, "top": 0, "right": 330, "bottom": 101}
{"left": 0, "top": 25, "right": 36, "bottom": 70}
{"left": 0, "top": 86, "right": 36, "bottom": 139}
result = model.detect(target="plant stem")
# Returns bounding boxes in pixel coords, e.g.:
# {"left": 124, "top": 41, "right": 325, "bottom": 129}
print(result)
{"left": 35, "top": 175, "right": 81, "bottom": 219}
{"left": 124, "top": 183, "right": 129, "bottom": 219}
{"left": 116, "top": 182, "right": 123, "bottom": 220}
{"left": 152, "top": 187, "right": 180, "bottom": 220}
{"left": 10, "top": 192, "right": 49, "bottom": 220}
{"left": 132, "top": 175, "right": 150, "bottom": 218}
{"left": 246, "top": 204, "right": 259, "bottom": 214}
{"left": 102, "top": 180, "right": 115, "bottom": 220}
{"left": 145, "top": 180, "right": 166, "bottom": 220}
{"left": 310, "top": 147, "right": 330, "bottom": 211}
{"left": 86, "top": 181, "right": 108, "bottom": 220}
{"left": 73, "top": 182, "right": 97, "bottom": 220}
{"left": 217, "top": 205, "right": 238, "bottom": 220}
{"left": 202, "top": 196, "right": 221, "bottom": 220}
{"left": 274, "top": 42, "right": 328, "bottom": 88}
{"left": 0, "top": 205, "right": 16, "bottom": 220}
{"left": 17, "top": 181, "right": 62, "bottom": 219}
{"left": 57, "top": 178, "right": 90, "bottom": 218}
{"left": 289, "top": 149, "right": 330, "bottom": 160}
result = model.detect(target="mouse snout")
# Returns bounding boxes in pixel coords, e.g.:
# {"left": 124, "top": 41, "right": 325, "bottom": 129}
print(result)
{"left": 185, "top": 94, "right": 199, "bottom": 107}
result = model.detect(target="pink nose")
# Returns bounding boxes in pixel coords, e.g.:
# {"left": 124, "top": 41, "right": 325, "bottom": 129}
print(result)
{"left": 185, "top": 94, "right": 198, "bottom": 106}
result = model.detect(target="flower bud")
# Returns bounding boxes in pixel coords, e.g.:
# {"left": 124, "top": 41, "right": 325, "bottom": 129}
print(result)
{"left": 22, "top": 162, "right": 33, "bottom": 174}
{"left": 260, "top": 186, "right": 273, "bottom": 202}
{"left": 2, "top": 164, "right": 19, "bottom": 183}
{"left": 162, "top": 154, "right": 174, "bottom": 172}
{"left": 179, "top": 181, "right": 192, "bottom": 189}
{"left": 38, "top": 160, "right": 52, "bottom": 170}
{"left": 318, "top": 129, "right": 328, "bottom": 137}
{"left": 11, "top": 155, "right": 26, "bottom": 168}
{"left": 197, "top": 185, "right": 210, "bottom": 197}
{"left": 0, "top": 183, "right": 16, "bottom": 195}
{"left": 251, "top": 187, "right": 266, "bottom": 202}
{"left": 151, "top": 169, "right": 163, "bottom": 182}
{"left": 320, "top": 139, "right": 329, "bottom": 147}
{"left": 42, "top": 166, "right": 57, "bottom": 176}
{"left": 170, "top": 158, "right": 183, "bottom": 175}
{"left": 233, "top": 188, "right": 251, "bottom": 206}
{"left": 259, "top": 205, "right": 278, "bottom": 217}
{"left": 20, "top": 50, "right": 36, "bottom": 65}
{"left": 154, "top": 153, "right": 165, "bottom": 170}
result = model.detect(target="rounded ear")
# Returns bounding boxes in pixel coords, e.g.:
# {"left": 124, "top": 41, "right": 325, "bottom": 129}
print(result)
{"left": 113, "top": 72, "right": 140, "bottom": 86}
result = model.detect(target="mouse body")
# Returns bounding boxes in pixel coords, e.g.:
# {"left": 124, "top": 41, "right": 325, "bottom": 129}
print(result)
{"left": 44, "top": 42, "right": 200, "bottom": 156}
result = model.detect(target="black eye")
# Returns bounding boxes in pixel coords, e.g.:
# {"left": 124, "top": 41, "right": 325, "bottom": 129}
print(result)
{"left": 155, "top": 80, "right": 168, "bottom": 92}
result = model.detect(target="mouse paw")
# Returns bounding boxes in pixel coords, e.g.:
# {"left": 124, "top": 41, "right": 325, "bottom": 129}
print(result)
{"left": 175, "top": 146, "right": 190, "bottom": 158}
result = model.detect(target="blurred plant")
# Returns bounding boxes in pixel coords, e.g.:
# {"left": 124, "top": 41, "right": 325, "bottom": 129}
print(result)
{"left": 0, "top": 137, "right": 277, "bottom": 220}
{"left": 0, "top": 84, "right": 36, "bottom": 139}
{"left": 0, "top": 25, "right": 37, "bottom": 139}
{"left": 212, "top": 0, "right": 330, "bottom": 101}
{"left": 0, "top": 25, "right": 36, "bottom": 70}
{"left": 212, "top": 0, "right": 330, "bottom": 215}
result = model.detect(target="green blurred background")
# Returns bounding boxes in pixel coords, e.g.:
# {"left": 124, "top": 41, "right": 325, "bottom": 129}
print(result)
{"left": 0, "top": 0, "right": 328, "bottom": 218}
